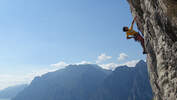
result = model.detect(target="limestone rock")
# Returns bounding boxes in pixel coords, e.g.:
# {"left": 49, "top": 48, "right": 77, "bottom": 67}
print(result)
{"left": 127, "top": 0, "right": 177, "bottom": 100}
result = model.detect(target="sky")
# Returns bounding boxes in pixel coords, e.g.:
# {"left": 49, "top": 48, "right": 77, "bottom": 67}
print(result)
{"left": 0, "top": 0, "right": 146, "bottom": 90}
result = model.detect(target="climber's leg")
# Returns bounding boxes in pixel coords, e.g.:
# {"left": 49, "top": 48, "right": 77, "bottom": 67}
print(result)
{"left": 140, "top": 37, "right": 147, "bottom": 54}
{"left": 135, "top": 33, "right": 147, "bottom": 54}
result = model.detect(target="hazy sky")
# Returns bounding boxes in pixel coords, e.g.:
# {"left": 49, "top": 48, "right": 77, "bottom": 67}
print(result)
{"left": 0, "top": 0, "right": 146, "bottom": 90}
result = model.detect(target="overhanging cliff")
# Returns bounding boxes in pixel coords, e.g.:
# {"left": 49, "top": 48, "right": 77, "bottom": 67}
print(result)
{"left": 127, "top": 0, "right": 177, "bottom": 100}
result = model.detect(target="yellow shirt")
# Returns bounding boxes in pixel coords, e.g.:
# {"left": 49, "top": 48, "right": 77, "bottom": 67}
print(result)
{"left": 126, "top": 24, "right": 138, "bottom": 38}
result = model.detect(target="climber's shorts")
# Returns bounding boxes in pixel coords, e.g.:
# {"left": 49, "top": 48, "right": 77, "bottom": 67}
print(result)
{"left": 134, "top": 33, "right": 144, "bottom": 43}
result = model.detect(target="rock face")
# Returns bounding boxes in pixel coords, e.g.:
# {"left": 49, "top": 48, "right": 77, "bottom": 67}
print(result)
{"left": 127, "top": 0, "right": 177, "bottom": 100}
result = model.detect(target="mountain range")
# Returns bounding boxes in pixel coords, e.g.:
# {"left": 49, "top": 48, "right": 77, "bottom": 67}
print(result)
{"left": 12, "top": 60, "right": 153, "bottom": 100}
{"left": 0, "top": 84, "right": 27, "bottom": 99}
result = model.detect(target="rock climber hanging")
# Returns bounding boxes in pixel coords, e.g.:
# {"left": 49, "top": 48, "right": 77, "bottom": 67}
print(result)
{"left": 123, "top": 16, "right": 147, "bottom": 54}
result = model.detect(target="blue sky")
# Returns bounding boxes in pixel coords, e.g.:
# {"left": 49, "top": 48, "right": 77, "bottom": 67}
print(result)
{"left": 0, "top": 0, "right": 146, "bottom": 89}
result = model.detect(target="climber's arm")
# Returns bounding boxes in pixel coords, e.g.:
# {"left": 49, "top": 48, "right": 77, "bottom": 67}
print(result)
{"left": 126, "top": 34, "right": 134, "bottom": 39}
{"left": 130, "top": 16, "right": 137, "bottom": 30}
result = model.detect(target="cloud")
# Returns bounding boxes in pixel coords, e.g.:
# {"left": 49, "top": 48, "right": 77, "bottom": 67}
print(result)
{"left": 75, "top": 61, "right": 92, "bottom": 65}
{"left": 99, "top": 63, "right": 119, "bottom": 70}
{"left": 99, "top": 60, "right": 140, "bottom": 70}
{"left": 26, "top": 68, "right": 59, "bottom": 78}
{"left": 51, "top": 61, "right": 92, "bottom": 67}
{"left": 117, "top": 53, "right": 128, "bottom": 61}
{"left": 50, "top": 61, "right": 69, "bottom": 69}
{"left": 96, "top": 53, "right": 112, "bottom": 63}
{"left": 123, "top": 60, "right": 140, "bottom": 67}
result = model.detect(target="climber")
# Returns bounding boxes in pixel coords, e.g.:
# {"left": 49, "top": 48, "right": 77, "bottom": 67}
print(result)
{"left": 123, "top": 16, "right": 147, "bottom": 54}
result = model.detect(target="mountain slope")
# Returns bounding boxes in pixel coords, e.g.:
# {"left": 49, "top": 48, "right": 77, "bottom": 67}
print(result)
{"left": 91, "top": 60, "right": 152, "bottom": 100}
{"left": 13, "top": 64, "right": 109, "bottom": 100}
{"left": 13, "top": 61, "right": 152, "bottom": 100}
{"left": 0, "top": 84, "right": 27, "bottom": 99}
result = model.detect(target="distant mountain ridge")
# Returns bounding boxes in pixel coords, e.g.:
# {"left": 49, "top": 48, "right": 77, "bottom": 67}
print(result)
{"left": 0, "top": 84, "right": 27, "bottom": 99}
{"left": 12, "top": 60, "right": 153, "bottom": 100}
{"left": 91, "top": 60, "right": 152, "bottom": 100}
